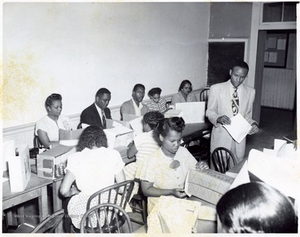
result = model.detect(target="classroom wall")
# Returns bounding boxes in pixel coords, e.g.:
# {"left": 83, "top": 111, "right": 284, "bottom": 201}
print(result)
{"left": 209, "top": 2, "right": 254, "bottom": 87}
{"left": 2, "top": 2, "right": 210, "bottom": 128}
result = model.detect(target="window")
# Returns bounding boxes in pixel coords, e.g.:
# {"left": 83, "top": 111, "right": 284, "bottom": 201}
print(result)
{"left": 263, "top": 2, "right": 297, "bottom": 22}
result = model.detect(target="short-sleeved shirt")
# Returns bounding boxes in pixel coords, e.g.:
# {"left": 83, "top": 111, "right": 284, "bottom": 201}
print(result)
{"left": 142, "top": 146, "right": 197, "bottom": 213}
{"left": 66, "top": 147, "right": 125, "bottom": 228}
{"left": 145, "top": 98, "right": 168, "bottom": 113}
{"left": 123, "top": 130, "right": 160, "bottom": 180}
{"left": 35, "top": 115, "right": 72, "bottom": 141}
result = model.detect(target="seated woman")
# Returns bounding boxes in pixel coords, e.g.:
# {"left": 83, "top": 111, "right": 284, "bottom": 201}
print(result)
{"left": 60, "top": 125, "right": 125, "bottom": 231}
{"left": 171, "top": 80, "right": 197, "bottom": 105}
{"left": 145, "top": 87, "right": 169, "bottom": 113}
{"left": 216, "top": 182, "right": 298, "bottom": 233}
{"left": 35, "top": 93, "right": 72, "bottom": 148}
{"left": 124, "top": 111, "right": 164, "bottom": 181}
{"left": 140, "top": 117, "right": 208, "bottom": 213}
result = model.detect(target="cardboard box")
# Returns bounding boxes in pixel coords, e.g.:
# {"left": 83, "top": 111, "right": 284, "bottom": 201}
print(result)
{"left": 8, "top": 144, "right": 31, "bottom": 192}
{"left": 37, "top": 145, "right": 76, "bottom": 179}
{"left": 185, "top": 169, "right": 235, "bottom": 205}
{"left": 59, "top": 129, "right": 84, "bottom": 140}
{"left": 104, "top": 126, "right": 133, "bottom": 149}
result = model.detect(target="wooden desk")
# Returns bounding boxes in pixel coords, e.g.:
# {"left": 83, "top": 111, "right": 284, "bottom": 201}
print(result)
{"left": 182, "top": 122, "right": 212, "bottom": 144}
{"left": 3, "top": 173, "right": 52, "bottom": 225}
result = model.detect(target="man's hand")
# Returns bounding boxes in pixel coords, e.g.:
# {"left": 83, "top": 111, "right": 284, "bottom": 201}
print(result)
{"left": 217, "top": 115, "right": 231, "bottom": 125}
{"left": 248, "top": 124, "right": 259, "bottom": 135}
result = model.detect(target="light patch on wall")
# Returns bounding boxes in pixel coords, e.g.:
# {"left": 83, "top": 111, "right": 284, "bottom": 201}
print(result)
{"left": 2, "top": 52, "right": 49, "bottom": 127}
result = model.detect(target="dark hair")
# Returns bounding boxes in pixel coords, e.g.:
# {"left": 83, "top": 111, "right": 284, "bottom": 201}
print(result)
{"left": 178, "top": 80, "right": 192, "bottom": 92}
{"left": 148, "top": 87, "right": 162, "bottom": 97}
{"left": 216, "top": 182, "right": 298, "bottom": 233}
{"left": 45, "top": 93, "right": 62, "bottom": 108}
{"left": 96, "top": 88, "right": 111, "bottom": 98}
{"left": 132, "top": 84, "right": 145, "bottom": 92}
{"left": 157, "top": 117, "right": 185, "bottom": 137}
{"left": 143, "top": 111, "right": 164, "bottom": 130}
{"left": 232, "top": 61, "right": 249, "bottom": 71}
{"left": 77, "top": 125, "right": 108, "bottom": 152}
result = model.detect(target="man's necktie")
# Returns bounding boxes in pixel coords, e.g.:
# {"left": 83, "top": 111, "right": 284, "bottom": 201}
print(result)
{"left": 232, "top": 87, "right": 239, "bottom": 116}
{"left": 101, "top": 110, "right": 106, "bottom": 129}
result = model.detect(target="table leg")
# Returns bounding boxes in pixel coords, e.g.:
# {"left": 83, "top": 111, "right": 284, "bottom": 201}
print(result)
{"left": 52, "top": 179, "right": 63, "bottom": 233}
{"left": 38, "top": 186, "right": 49, "bottom": 221}
{"left": 17, "top": 206, "right": 25, "bottom": 224}
{"left": 52, "top": 179, "right": 63, "bottom": 211}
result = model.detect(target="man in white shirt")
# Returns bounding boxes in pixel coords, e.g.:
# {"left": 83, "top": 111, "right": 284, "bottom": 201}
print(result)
{"left": 120, "top": 84, "right": 150, "bottom": 120}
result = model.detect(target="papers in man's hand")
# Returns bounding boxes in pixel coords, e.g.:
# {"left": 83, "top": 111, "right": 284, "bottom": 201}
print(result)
{"left": 175, "top": 102, "right": 206, "bottom": 123}
{"left": 223, "top": 113, "right": 252, "bottom": 143}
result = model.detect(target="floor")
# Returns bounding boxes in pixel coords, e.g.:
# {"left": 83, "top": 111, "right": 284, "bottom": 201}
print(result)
{"left": 3, "top": 106, "right": 296, "bottom": 233}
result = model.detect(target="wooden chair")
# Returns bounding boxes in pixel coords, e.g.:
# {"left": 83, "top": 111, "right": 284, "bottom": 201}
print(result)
{"left": 80, "top": 203, "right": 133, "bottom": 233}
{"left": 199, "top": 87, "right": 210, "bottom": 102}
{"left": 128, "top": 179, "right": 148, "bottom": 225}
{"left": 14, "top": 209, "right": 65, "bottom": 233}
{"left": 211, "top": 147, "right": 237, "bottom": 173}
{"left": 86, "top": 180, "right": 134, "bottom": 214}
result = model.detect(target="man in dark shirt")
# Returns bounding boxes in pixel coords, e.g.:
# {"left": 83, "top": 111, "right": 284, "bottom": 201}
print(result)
{"left": 79, "top": 88, "right": 112, "bottom": 129}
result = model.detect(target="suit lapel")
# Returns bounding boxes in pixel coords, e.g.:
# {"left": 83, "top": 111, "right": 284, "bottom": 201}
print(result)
{"left": 92, "top": 104, "right": 102, "bottom": 127}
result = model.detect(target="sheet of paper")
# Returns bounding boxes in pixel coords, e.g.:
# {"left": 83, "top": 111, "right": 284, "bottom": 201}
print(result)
{"left": 164, "top": 109, "right": 183, "bottom": 118}
{"left": 129, "top": 116, "right": 144, "bottom": 136}
{"left": 123, "top": 113, "right": 140, "bottom": 122}
{"left": 185, "top": 169, "right": 234, "bottom": 205}
{"left": 248, "top": 149, "right": 300, "bottom": 199}
{"left": 104, "top": 126, "right": 133, "bottom": 148}
{"left": 228, "top": 160, "right": 250, "bottom": 190}
{"left": 175, "top": 102, "right": 206, "bottom": 124}
{"left": 223, "top": 113, "right": 252, "bottom": 143}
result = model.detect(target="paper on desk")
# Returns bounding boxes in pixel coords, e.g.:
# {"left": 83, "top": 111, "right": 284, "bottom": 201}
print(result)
{"left": 248, "top": 149, "right": 300, "bottom": 198}
{"left": 164, "top": 109, "right": 183, "bottom": 118}
{"left": 147, "top": 196, "right": 201, "bottom": 233}
{"left": 175, "top": 102, "right": 206, "bottom": 124}
{"left": 129, "top": 116, "right": 143, "bottom": 136}
{"left": 228, "top": 160, "right": 250, "bottom": 190}
{"left": 104, "top": 126, "right": 133, "bottom": 148}
{"left": 223, "top": 113, "right": 252, "bottom": 143}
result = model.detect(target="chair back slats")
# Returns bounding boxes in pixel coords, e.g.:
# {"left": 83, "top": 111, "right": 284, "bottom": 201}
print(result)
{"left": 80, "top": 203, "right": 133, "bottom": 233}
{"left": 86, "top": 180, "right": 134, "bottom": 212}
{"left": 212, "top": 147, "right": 237, "bottom": 173}
{"left": 199, "top": 88, "right": 210, "bottom": 102}
{"left": 31, "top": 209, "right": 65, "bottom": 233}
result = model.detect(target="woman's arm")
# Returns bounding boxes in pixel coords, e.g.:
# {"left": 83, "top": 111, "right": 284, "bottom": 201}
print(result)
{"left": 141, "top": 180, "right": 186, "bottom": 198}
{"left": 37, "top": 129, "right": 58, "bottom": 149}
{"left": 127, "top": 141, "right": 138, "bottom": 159}
{"left": 60, "top": 170, "right": 80, "bottom": 198}
{"left": 37, "top": 130, "right": 51, "bottom": 148}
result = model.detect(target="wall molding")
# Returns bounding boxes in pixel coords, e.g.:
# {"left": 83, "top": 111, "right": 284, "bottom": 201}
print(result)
{"left": 2, "top": 89, "right": 201, "bottom": 148}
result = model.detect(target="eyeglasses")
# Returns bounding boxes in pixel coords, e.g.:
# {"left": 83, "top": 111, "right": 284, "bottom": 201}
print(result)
{"left": 169, "top": 160, "right": 180, "bottom": 169}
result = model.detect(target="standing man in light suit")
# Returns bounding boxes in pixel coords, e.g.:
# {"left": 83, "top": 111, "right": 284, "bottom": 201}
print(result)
{"left": 206, "top": 61, "right": 259, "bottom": 163}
